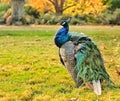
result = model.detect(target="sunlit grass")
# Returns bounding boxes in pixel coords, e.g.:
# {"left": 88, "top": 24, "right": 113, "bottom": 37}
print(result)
{"left": 0, "top": 25, "right": 120, "bottom": 101}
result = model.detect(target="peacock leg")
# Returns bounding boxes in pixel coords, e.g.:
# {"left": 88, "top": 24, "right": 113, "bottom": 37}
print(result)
{"left": 86, "top": 82, "right": 93, "bottom": 90}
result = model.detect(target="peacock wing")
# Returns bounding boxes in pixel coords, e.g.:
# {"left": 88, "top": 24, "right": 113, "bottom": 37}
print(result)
{"left": 59, "top": 41, "right": 83, "bottom": 87}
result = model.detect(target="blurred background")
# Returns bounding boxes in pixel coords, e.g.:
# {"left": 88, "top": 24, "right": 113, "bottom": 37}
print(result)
{"left": 0, "top": 0, "right": 120, "bottom": 25}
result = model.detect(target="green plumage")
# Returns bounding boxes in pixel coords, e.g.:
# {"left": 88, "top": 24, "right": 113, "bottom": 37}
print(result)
{"left": 69, "top": 32, "right": 114, "bottom": 87}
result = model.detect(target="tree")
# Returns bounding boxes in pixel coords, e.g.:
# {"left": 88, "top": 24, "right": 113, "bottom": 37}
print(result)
{"left": 1, "top": 0, "right": 10, "bottom": 4}
{"left": 64, "top": 0, "right": 107, "bottom": 16}
{"left": 48, "top": 0, "right": 65, "bottom": 15}
{"left": 109, "top": 0, "right": 120, "bottom": 11}
{"left": 48, "top": 0, "right": 78, "bottom": 15}
{"left": 28, "top": 0, "right": 107, "bottom": 16}
{"left": 28, "top": 0, "right": 78, "bottom": 15}
{"left": 11, "top": 0, "right": 25, "bottom": 25}
{"left": 1, "top": 0, "right": 25, "bottom": 25}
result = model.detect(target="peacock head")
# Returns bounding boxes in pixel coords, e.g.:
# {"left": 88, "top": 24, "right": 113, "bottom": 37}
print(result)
{"left": 59, "top": 17, "right": 71, "bottom": 27}
{"left": 60, "top": 20, "right": 68, "bottom": 27}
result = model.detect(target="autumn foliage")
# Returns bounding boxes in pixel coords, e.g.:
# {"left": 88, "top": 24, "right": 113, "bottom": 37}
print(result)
{"left": 27, "top": 0, "right": 107, "bottom": 15}
{"left": 1, "top": 0, "right": 120, "bottom": 25}
{"left": 29, "top": 0, "right": 104, "bottom": 15}
{"left": 64, "top": 0, "right": 107, "bottom": 16}
{"left": 28, "top": 0, "right": 54, "bottom": 14}
{"left": 0, "top": 0, "right": 107, "bottom": 15}
{"left": 1, "top": 0, "right": 10, "bottom": 4}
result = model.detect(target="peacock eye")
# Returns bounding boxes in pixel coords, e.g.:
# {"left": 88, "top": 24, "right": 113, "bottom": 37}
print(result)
{"left": 62, "top": 22, "right": 66, "bottom": 25}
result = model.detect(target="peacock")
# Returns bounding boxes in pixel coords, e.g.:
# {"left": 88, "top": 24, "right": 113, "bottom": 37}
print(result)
{"left": 54, "top": 18, "right": 114, "bottom": 96}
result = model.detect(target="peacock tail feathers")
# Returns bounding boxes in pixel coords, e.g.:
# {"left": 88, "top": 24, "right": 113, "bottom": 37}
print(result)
{"left": 92, "top": 80, "right": 102, "bottom": 95}
{"left": 69, "top": 32, "right": 114, "bottom": 87}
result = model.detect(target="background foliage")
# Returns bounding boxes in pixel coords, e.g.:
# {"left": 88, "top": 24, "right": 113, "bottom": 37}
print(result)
{"left": 0, "top": 0, "right": 120, "bottom": 25}
{"left": 0, "top": 2, "right": 10, "bottom": 24}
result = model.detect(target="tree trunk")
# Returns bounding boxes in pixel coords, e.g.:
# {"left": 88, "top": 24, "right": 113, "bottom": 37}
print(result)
{"left": 55, "top": 6, "right": 63, "bottom": 15}
{"left": 49, "top": 0, "right": 64, "bottom": 15}
{"left": 60, "top": 41, "right": 83, "bottom": 87}
{"left": 11, "top": 0, "right": 25, "bottom": 25}
{"left": 48, "top": 0, "right": 77, "bottom": 15}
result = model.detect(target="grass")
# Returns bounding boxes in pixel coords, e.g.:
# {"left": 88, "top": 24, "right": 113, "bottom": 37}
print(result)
{"left": 0, "top": 25, "right": 120, "bottom": 101}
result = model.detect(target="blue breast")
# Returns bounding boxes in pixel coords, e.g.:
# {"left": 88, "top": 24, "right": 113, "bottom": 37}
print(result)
{"left": 54, "top": 27, "right": 70, "bottom": 47}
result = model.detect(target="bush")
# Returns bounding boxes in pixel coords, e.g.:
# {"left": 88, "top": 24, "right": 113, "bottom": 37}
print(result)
{"left": 23, "top": 15, "right": 35, "bottom": 25}
{"left": 37, "top": 13, "right": 63, "bottom": 24}
{"left": 70, "top": 15, "right": 86, "bottom": 25}
{"left": 109, "top": 9, "right": 120, "bottom": 25}
{"left": 37, "top": 13, "right": 87, "bottom": 25}
{"left": 23, "top": 6, "right": 40, "bottom": 24}
{"left": 0, "top": 2, "right": 10, "bottom": 24}
{"left": 109, "top": 0, "right": 120, "bottom": 11}
{"left": 47, "top": 15, "right": 62, "bottom": 24}
{"left": 0, "top": 3, "right": 10, "bottom": 17}
{"left": 3, "top": 9, "right": 11, "bottom": 19}
{"left": 101, "top": 9, "right": 120, "bottom": 25}
{"left": 25, "top": 6, "right": 40, "bottom": 19}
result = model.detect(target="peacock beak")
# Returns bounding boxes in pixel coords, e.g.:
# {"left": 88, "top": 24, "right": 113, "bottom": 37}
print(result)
{"left": 67, "top": 17, "right": 72, "bottom": 23}
{"left": 57, "top": 22, "right": 60, "bottom": 25}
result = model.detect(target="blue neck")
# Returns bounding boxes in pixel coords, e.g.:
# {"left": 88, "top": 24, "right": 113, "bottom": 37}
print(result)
{"left": 63, "top": 23, "right": 69, "bottom": 31}
{"left": 54, "top": 23, "right": 70, "bottom": 47}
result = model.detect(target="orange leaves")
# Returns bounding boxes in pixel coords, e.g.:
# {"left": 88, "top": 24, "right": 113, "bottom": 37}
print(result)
{"left": 32, "top": 0, "right": 107, "bottom": 15}
{"left": 64, "top": 0, "right": 106, "bottom": 16}
{"left": 28, "top": 0, "right": 46, "bottom": 13}
{"left": 28, "top": 0, "right": 54, "bottom": 14}
{"left": 63, "top": 0, "right": 79, "bottom": 15}
{"left": 1, "top": 0, "right": 10, "bottom": 4}
{"left": 1, "top": 0, "right": 107, "bottom": 15}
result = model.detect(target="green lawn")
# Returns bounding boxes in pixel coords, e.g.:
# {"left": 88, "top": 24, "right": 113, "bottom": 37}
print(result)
{"left": 0, "top": 25, "right": 120, "bottom": 101}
